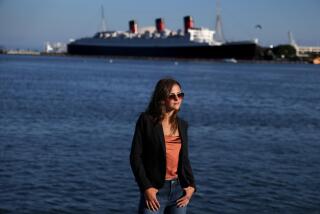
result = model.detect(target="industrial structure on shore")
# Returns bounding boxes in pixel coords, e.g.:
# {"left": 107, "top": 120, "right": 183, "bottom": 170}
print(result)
{"left": 288, "top": 31, "right": 320, "bottom": 57}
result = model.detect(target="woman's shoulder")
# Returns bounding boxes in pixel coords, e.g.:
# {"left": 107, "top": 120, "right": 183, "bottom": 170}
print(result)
{"left": 136, "top": 112, "right": 154, "bottom": 123}
{"left": 177, "top": 116, "right": 189, "bottom": 128}
{"left": 138, "top": 111, "right": 150, "bottom": 119}
{"left": 136, "top": 112, "right": 188, "bottom": 127}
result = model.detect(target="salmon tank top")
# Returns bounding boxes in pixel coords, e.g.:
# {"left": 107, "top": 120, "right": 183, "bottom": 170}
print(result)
{"left": 164, "top": 135, "right": 182, "bottom": 180}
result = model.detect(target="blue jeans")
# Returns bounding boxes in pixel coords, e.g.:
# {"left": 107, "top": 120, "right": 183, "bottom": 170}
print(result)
{"left": 138, "top": 178, "right": 187, "bottom": 214}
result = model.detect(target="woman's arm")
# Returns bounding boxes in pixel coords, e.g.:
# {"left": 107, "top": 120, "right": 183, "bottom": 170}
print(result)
{"left": 176, "top": 121, "right": 197, "bottom": 207}
{"left": 130, "top": 113, "right": 153, "bottom": 192}
{"left": 183, "top": 122, "right": 197, "bottom": 192}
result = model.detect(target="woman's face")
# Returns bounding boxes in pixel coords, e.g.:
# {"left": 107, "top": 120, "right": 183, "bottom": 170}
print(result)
{"left": 164, "top": 84, "right": 184, "bottom": 112}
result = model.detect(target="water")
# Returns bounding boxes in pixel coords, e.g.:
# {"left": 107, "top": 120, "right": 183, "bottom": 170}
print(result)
{"left": 0, "top": 55, "right": 319, "bottom": 213}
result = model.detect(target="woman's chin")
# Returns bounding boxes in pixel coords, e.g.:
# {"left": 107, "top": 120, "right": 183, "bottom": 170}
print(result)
{"left": 167, "top": 106, "right": 180, "bottom": 112}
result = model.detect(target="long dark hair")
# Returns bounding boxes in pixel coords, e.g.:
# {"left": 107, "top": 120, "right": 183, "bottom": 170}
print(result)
{"left": 145, "top": 77, "right": 182, "bottom": 135}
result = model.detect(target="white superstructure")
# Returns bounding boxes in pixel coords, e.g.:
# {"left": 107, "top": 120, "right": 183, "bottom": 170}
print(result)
{"left": 73, "top": 26, "right": 222, "bottom": 48}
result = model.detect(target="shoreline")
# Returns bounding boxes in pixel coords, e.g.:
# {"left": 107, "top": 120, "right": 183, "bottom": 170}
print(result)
{"left": 0, "top": 52, "right": 314, "bottom": 64}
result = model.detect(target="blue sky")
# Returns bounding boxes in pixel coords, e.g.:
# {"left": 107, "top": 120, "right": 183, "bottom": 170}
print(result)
{"left": 1, "top": 0, "right": 319, "bottom": 50}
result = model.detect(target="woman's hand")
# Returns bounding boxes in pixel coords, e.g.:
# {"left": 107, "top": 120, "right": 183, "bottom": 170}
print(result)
{"left": 144, "top": 187, "right": 160, "bottom": 211}
{"left": 176, "top": 186, "right": 195, "bottom": 208}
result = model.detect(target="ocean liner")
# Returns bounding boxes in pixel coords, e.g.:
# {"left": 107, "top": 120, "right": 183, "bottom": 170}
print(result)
{"left": 68, "top": 11, "right": 262, "bottom": 60}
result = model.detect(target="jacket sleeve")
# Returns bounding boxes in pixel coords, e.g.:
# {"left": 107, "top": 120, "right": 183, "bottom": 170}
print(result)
{"left": 183, "top": 122, "right": 197, "bottom": 192}
{"left": 130, "top": 113, "right": 153, "bottom": 192}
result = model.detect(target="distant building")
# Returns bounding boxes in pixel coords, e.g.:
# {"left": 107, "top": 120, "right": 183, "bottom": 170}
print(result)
{"left": 6, "top": 49, "right": 40, "bottom": 55}
{"left": 288, "top": 31, "right": 320, "bottom": 57}
{"left": 44, "top": 42, "right": 67, "bottom": 53}
{"left": 295, "top": 46, "right": 320, "bottom": 57}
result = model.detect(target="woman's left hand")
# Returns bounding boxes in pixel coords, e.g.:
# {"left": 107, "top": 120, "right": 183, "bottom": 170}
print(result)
{"left": 176, "top": 186, "right": 195, "bottom": 208}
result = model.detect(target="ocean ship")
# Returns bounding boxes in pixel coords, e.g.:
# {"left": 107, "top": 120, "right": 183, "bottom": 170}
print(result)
{"left": 68, "top": 10, "right": 263, "bottom": 60}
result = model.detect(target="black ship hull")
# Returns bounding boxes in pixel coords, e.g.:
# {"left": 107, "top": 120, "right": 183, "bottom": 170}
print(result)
{"left": 67, "top": 43, "right": 262, "bottom": 60}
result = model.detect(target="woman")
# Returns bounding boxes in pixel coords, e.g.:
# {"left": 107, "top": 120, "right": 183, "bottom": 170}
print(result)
{"left": 130, "top": 78, "right": 196, "bottom": 214}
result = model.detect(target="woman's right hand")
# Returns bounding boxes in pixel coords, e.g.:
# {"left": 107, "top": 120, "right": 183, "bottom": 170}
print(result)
{"left": 144, "top": 187, "right": 160, "bottom": 211}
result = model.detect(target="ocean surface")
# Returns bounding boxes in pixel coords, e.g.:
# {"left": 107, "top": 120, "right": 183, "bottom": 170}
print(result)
{"left": 0, "top": 55, "right": 319, "bottom": 214}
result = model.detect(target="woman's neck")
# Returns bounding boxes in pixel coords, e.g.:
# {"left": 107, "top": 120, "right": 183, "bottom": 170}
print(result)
{"left": 163, "top": 110, "right": 175, "bottom": 123}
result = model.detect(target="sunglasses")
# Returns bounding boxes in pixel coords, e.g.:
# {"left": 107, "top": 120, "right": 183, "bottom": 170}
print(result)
{"left": 167, "top": 92, "right": 185, "bottom": 100}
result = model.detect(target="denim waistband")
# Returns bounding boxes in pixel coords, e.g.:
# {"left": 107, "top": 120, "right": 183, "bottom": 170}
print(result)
{"left": 164, "top": 177, "right": 179, "bottom": 185}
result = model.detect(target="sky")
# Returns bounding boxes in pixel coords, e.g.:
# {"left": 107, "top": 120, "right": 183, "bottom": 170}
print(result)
{"left": 0, "top": 0, "right": 319, "bottom": 50}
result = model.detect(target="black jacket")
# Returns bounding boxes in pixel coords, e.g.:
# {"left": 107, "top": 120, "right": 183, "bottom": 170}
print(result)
{"left": 130, "top": 112, "right": 196, "bottom": 193}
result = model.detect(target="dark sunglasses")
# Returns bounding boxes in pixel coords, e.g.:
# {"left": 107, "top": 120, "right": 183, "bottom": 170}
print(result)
{"left": 167, "top": 92, "right": 185, "bottom": 100}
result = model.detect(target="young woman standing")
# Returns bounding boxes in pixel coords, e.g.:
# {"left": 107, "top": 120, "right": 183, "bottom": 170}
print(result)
{"left": 130, "top": 78, "right": 196, "bottom": 214}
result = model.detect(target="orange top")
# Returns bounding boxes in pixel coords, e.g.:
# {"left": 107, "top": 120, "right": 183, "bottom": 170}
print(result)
{"left": 164, "top": 135, "right": 182, "bottom": 180}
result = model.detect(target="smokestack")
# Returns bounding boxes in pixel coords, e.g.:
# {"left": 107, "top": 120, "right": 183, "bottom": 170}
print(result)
{"left": 184, "top": 16, "right": 194, "bottom": 34}
{"left": 129, "top": 20, "right": 138, "bottom": 33}
{"left": 155, "top": 18, "right": 165, "bottom": 33}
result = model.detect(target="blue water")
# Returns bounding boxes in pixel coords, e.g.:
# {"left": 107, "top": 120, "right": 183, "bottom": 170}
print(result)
{"left": 0, "top": 55, "right": 319, "bottom": 213}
